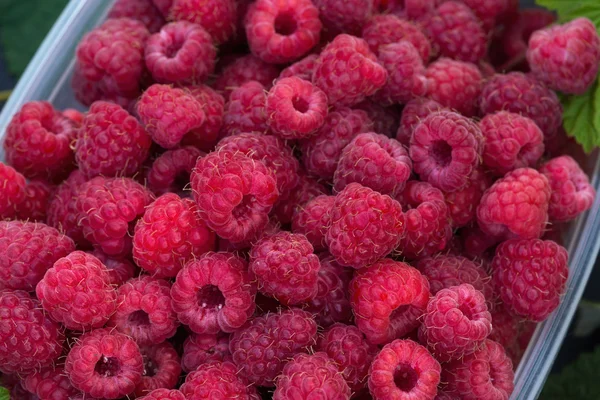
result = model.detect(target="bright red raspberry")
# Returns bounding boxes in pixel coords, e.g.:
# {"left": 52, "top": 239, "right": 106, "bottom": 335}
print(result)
{"left": 23, "top": 363, "right": 81, "bottom": 400}
{"left": 15, "top": 180, "right": 54, "bottom": 222}
{"left": 109, "top": 0, "right": 165, "bottom": 32}
{"left": 65, "top": 328, "right": 144, "bottom": 399}
{"left": 272, "top": 171, "right": 328, "bottom": 224}
{"left": 146, "top": 146, "right": 203, "bottom": 195}
{"left": 477, "top": 168, "right": 551, "bottom": 240}
{"left": 222, "top": 81, "right": 269, "bottom": 136}
{"left": 489, "top": 304, "right": 519, "bottom": 350}
{"left": 229, "top": 309, "right": 318, "bottom": 386}
{"left": 46, "top": 170, "right": 88, "bottom": 245}
{"left": 0, "top": 162, "right": 26, "bottom": 219}
{"left": 410, "top": 111, "right": 484, "bottom": 192}
{"left": 292, "top": 195, "right": 335, "bottom": 251}
{"left": 502, "top": 9, "right": 556, "bottom": 62}
{"left": 76, "top": 177, "right": 154, "bottom": 256}
{"left": 181, "top": 360, "right": 259, "bottom": 398}
{"left": 0, "top": 290, "right": 64, "bottom": 374}
{"left": 169, "top": 0, "right": 236, "bottom": 44}
{"left": 76, "top": 101, "right": 151, "bottom": 178}
{"left": 442, "top": 339, "right": 514, "bottom": 400}
{"left": 459, "top": 0, "right": 508, "bottom": 29}
{"left": 362, "top": 14, "right": 431, "bottom": 61}
{"left": 135, "top": 342, "right": 181, "bottom": 396}
{"left": 492, "top": 238, "right": 568, "bottom": 321}
{"left": 444, "top": 167, "right": 490, "bottom": 228}
{"left": 92, "top": 250, "right": 137, "bottom": 286}
{"left": 139, "top": 389, "right": 185, "bottom": 400}
{"left": 182, "top": 333, "right": 231, "bottom": 373}
{"left": 313, "top": 0, "right": 376, "bottom": 35}
{"left": 191, "top": 150, "right": 278, "bottom": 243}
{"left": 313, "top": 34, "right": 388, "bottom": 106}
{"left": 355, "top": 100, "right": 400, "bottom": 138}
{"left": 4, "top": 101, "right": 76, "bottom": 181}
{"left": 396, "top": 181, "right": 452, "bottom": 259}
{"left": 213, "top": 54, "right": 281, "bottom": 100}
{"left": 0, "top": 221, "right": 75, "bottom": 291}
{"left": 145, "top": 21, "right": 216, "bottom": 84}
{"left": 424, "top": 58, "right": 483, "bottom": 117}
{"left": 181, "top": 84, "right": 226, "bottom": 151}
{"left": 540, "top": 155, "right": 596, "bottom": 222}
{"left": 279, "top": 53, "right": 319, "bottom": 81}
{"left": 350, "top": 259, "right": 430, "bottom": 344}
{"left": 368, "top": 339, "right": 441, "bottom": 400}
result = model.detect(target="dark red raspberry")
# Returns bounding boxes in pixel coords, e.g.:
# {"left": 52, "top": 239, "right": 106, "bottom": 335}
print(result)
{"left": 65, "top": 328, "right": 144, "bottom": 399}
{"left": 191, "top": 150, "right": 278, "bottom": 243}
{"left": 410, "top": 111, "right": 484, "bottom": 192}
{"left": 313, "top": 34, "right": 387, "bottom": 106}
{"left": 213, "top": 54, "right": 281, "bottom": 100}
{"left": 292, "top": 195, "right": 335, "bottom": 251}
{"left": 153, "top": 0, "right": 173, "bottom": 16}
{"left": 313, "top": 0, "right": 376, "bottom": 35}
{"left": 271, "top": 171, "right": 328, "bottom": 224}
{"left": 479, "top": 111, "right": 545, "bottom": 176}
{"left": 76, "top": 101, "right": 151, "bottom": 178}
{"left": 0, "top": 220, "right": 75, "bottom": 291}
{"left": 0, "top": 162, "right": 26, "bottom": 219}
{"left": 169, "top": 0, "right": 236, "bottom": 44}
{"left": 443, "top": 167, "right": 490, "bottom": 228}
{"left": 135, "top": 342, "right": 181, "bottom": 396}
{"left": 181, "top": 360, "right": 259, "bottom": 398}
{"left": 23, "top": 363, "right": 81, "bottom": 400}
{"left": 442, "top": 339, "right": 514, "bottom": 399}
{"left": 350, "top": 259, "right": 430, "bottom": 344}
{"left": 92, "top": 250, "right": 137, "bottom": 286}
{"left": 355, "top": 100, "right": 399, "bottom": 138}
{"left": 279, "top": 53, "right": 319, "bottom": 81}
{"left": 139, "top": 389, "right": 185, "bottom": 400}
{"left": 229, "top": 308, "right": 318, "bottom": 386}
{"left": 368, "top": 339, "right": 441, "bottom": 400}
{"left": 477, "top": 168, "right": 551, "bottom": 240}
{"left": 109, "top": 0, "right": 165, "bottom": 32}
{"left": 171, "top": 252, "right": 256, "bottom": 334}
{"left": 459, "top": 0, "right": 508, "bottom": 29}
{"left": 15, "top": 180, "right": 54, "bottom": 222}
{"left": 0, "top": 290, "right": 64, "bottom": 374}
{"left": 539, "top": 155, "right": 596, "bottom": 222}
{"left": 146, "top": 146, "right": 203, "bottom": 195}
{"left": 182, "top": 333, "right": 231, "bottom": 373}
{"left": 46, "top": 169, "right": 88, "bottom": 245}
{"left": 424, "top": 58, "right": 483, "bottom": 117}
{"left": 502, "top": 8, "right": 556, "bottom": 63}
{"left": 462, "top": 224, "right": 501, "bottom": 259}
{"left": 222, "top": 81, "right": 269, "bottom": 136}
{"left": 362, "top": 14, "right": 431, "bottom": 61}
{"left": 76, "top": 176, "right": 154, "bottom": 256}
{"left": 489, "top": 304, "right": 519, "bottom": 350}
{"left": 181, "top": 84, "right": 226, "bottom": 151}
{"left": 492, "top": 238, "right": 568, "bottom": 321}
{"left": 4, "top": 101, "right": 76, "bottom": 181}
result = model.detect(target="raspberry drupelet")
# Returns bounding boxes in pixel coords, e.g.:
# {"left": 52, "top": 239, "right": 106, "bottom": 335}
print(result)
{"left": 362, "top": 14, "right": 431, "bottom": 61}
{"left": 443, "top": 167, "right": 491, "bottom": 228}
{"left": 146, "top": 146, "right": 203, "bottom": 195}
{"left": 169, "top": 0, "right": 237, "bottom": 44}
{"left": 108, "top": 0, "right": 165, "bottom": 33}
{"left": 23, "top": 363, "right": 81, "bottom": 400}
{"left": 15, "top": 180, "right": 55, "bottom": 222}
{"left": 222, "top": 81, "right": 269, "bottom": 136}
{"left": 0, "top": 162, "right": 26, "bottom": 219}
{"left": 181, "top": 333, "right": 231, "bottom": 373}
{"left": 213, "top": 54, "right": 281, "bottom": 100}
{"left": 134, "top": 342, "right": 182, "bottom": 396}
{"left": 292, "top": 195, "right": 335, "bottom": 252}
{"left": 46, "top": 169, "right": 87, "bottom": 245}
{"left": 312, "top": 0, "right": 377, "bottom": 35}
{"left": 279, "top": 53, "right": 319, "bottom": 81}
{"left": 180, "top": 361, "right": 259, "bottom": 399}
{"left": 91, "top": 249, "right": 137, "bottom": 286}
{"left": 181, "top": 84, "right": 226, "bottom": 152}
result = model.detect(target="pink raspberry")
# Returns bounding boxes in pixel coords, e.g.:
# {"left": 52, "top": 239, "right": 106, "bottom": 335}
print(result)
{"left": 171, "top": 252, "right": 256, "bottom": 334}
{"left": 0, "top": 290, "right": 64, "bottom": 374}
{"left": 182, "top": 333, "right": 231, "bottom": 373}
{"left": 477, "top": 168, "right": 551, "bottom": 240}
{"left": 109, "top": 0, "right": 165, "bottom": 32}
{"left": 61, "top": 108, "right": 87, "bottom": 125}
{"left": 0, "top": 162, "right": 26, "bottom": 219}
{"left": 409, "top": 111, "right": 484, "bottom": 192}
{"left": 146, "top": 146, "right": 203, "bottom": 195}
{"left": 313, "top": 0, "right": 377, "bottom": 35}
{"left": 4, "top": 101, "right": 76, "bottom": 181}
{"left": 76, "top": 176, "right": 154, "bottom": 256}
{"left": 459, "top": 0, "right": 508, "bottom": 29}
{"left": 169, "top": 0, "right": 236, "bottom": 44}
{"left": 326, "top": 183, "right": 406, "bottom": 269}
{"left": 92, "top": 250, "right": 137, "bottom": 286}
{"left": 368, "top": 339, "right": 441, "bottom": 400}
{"left": 213, "top": 54, "right": 281, "bottom": 100}
{"left": 350, "top": 259, "right": 430, "bottom": 344}
{"left": 65, "top": 328, "right": 144, "bottom": 399}
{"left": 396, "top": 181, "right": 452, "bottom": 259}
{"left": 492, "top": 238, "right": 568, "bottom": 321}
{"left": 421, "top": 1, "right": 487, "bottom": 63}
{"left": 222, "top": 81, "right": 269, "bottom": 136}
{"left": 140, "top": 389, "right": 185, "bottom": 400}
{"left": 23, "top": 363, "right": 81, "bottom": 400}
{"left": 362, "top": 14, "right": 431, "bottom": 61}
{"left": 424, "top": 58, "right": 483, "bottom": 117}
{"left": 279, "top": 53, "right": 319, "bottom": 81}
{"left": 292, "top": 195, "right": 335, "bottom": 251}
{"left": 334, "top": 132, "right": 412, "bottom": 197}
{"left": 46, "top": 169, "right": 88, "bottom": 245}
{"left": 539, "top": 155, "right": 596, "bottom": 222}
{"left": 442, "top": 339, "right": 514, "bottom": 400}
{"left": 443, "top": 167, "right": 491, "bottom": 228}
{"left": 527, "top": 18, "right": 600, "bottom": 94}
{"left": 355, "top": 99, "right": 399, "bottom": 138}
{"left": 479, "top": 111, "right": 545, "bottom": 176}
{"left": 313, "top": 34, "right": 388, "bottom": 106}
{"left": 191, "top": 150, "right": 279, "bottom": 243}
{"left": 396, "top": 99, "right": 445, "bottom": 146}
{"left": 15, "top": 180, "right": 54, "bottom": 222}
{"left": 76, "top": 101, "right": 151, "bottom": 179}
{"left": 229, "top": 309, "right": 318, "bottom": 386}
{"left": 0, "top": 221, "right": 75, "bottom": 291}
{"left": 181, "top": 84, "right": 226, "bottom": 151}
{"left": 181, "top": 361, "right": 259, "bottom": 398}
{"left": 271, "top": 171, "right": 328, "bottom": 224}
{"left": 135, "top": 342, "right": 181, "bottom": 396}
{"left": 145, "top": 21, "right": 216, "bottom": 84}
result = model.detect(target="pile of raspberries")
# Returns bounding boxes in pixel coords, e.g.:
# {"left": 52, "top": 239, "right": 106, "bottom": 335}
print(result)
{"left": 1, "top": 0, "right": 599, "bottom": 399}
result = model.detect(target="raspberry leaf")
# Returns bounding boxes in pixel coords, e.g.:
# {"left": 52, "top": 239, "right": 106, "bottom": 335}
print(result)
{"left": 0, "top": 387, "right": 7, "bottom": 400}
{"left": 535, "top": 1, "right": 600, "bottom": 27}
{"left": 540, "top": 344, "right": 600, "bottom": 399}
{"left": 560, "top": 81, "right": 600, "bottom": 153}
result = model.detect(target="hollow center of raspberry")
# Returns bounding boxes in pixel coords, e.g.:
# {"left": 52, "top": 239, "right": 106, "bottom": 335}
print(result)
{"left": 458, "top": 301, "right": 475, "bottom": 320}
{"left": 393, "top": 363, "right": 419, "bottom": 392}
{"left": 292, "top": 96, "right": 310, "bottom": 113}
{"left": 165, "top": 40, "right": 183, "bottom": 58}
{"left": 197, "top": 285, "right": 225, "bottom": 310}
{"left": 274, "top": 12, "right": 298, "bottom": 36}
{"left": 143, "top": 356, "right": 159, "bottom": 377}
{"left": 390, "top": 305, "right": 409, "bottom": 322}
{"left": 128, "top": 310, "right": 150, "bottom": 326}
{"left": 430, "top": 140, "right": 453, "bottom": 167}
{"left": 95, "top": 356, "right": 121, "bottom": 377}
{"left": 232, "top": 195, "right": 254, "bottom": 218}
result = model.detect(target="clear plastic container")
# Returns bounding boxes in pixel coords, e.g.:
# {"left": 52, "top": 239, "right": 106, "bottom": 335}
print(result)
{"left": 1, "top": 1, "right": 599, "bottom": 399}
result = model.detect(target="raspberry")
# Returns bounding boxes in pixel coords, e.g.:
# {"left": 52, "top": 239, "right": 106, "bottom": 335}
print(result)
{"left": 222, "top": 81, "right": 269, "bottom": 136}
{"left": 461, "top": 224, "right": 501, "bottom": 258}
{"left": 109, "top": 0, "right": 165, "bottom": 32}
{"left": 191, "top": 150, "right": 278, "bottom": 243}
{"left": 492, "top": 238, "right": 568, "bottom": 321}
{"left": 313, "top": 0, "right": 376, "bottom": 35}
{"left": 65, "top": 328, "right": 144, "bottom": 399}
{"left": 317, "top": 323, "right": 378, "bottom": 391}
{"left": 539, "top": 155, "right": 596, "bottom": 222}
{"left": 229, "top": 309, "right": 318, "bottom": 386}
{"left": 421, "top": 1, "right": 487, "bottom": 63}
{"left": 0, "top": 162, "right": 25, "bottom": 219}
{"left": 313, "top": 34, "right": 388, "bottom": 106}
{"left": 300, "top": 107, "right": 373, "bottom": 180}
{"left": 181, "top": 84, "right": 226, "bottom": 151}
{"left": 502, "top": 9, "right": 556, "bottom": 62}
{"left": 368, "top": 339, "right": 441, "bottom": 400}
{"left": 443, "top": 167, "right": 490, "bottom": 228}
{"left": 4, "top": 101, "right": 76, "bottom": 181}
{"left": 171, "top": 252, "right": 256, "bottom": 334}
{"left": 396, "top": 99, "right": 445, "bottom": 146}
{"left": 527, "top": 18, "right": 600, "bottom": 95}
{"left": 442, "top": 339, "right": 514, "bottom": 400}
{"left": 355, "top": 100, "right": 400, "bottom": 138}
{"left": 182, "top": 333, "right": 231, "bottom": 373}
{"left": 145, "top": 21, "right": 216, "bottom": 84}
{"left": 46, "top": 169, "right": 88, "bottom": 245}
{"left": 136, "top": 84, "right": 205, "bottom": 149}
{"left": 245, "top": 0, "right": 322, "bottom": 64}
{"left": 350, "top": 259, "right": 430, "bottom": 344}
{"left": 135, "top": 342, "right": 181, "bottom": 396}
{"left": 0, "top": 290, "right": 64, "bottom": 374}
{"left": 76, "top": 101, "right": 151, "bottom": 179}
{"left": 169, "top": 0, "right": 236, "bottom": 44}
{"left": 362, "top": 14, "right": 431, "bottom": 61}
{"left": 480, "top": 111, "right": 545, "bottom": 176}
{"left": 271, "top": 171, "right": 328, "bottom": 224}
{"left": 213, "top": 54, "right": 281, "bottom": 100}
{"left": 23, "top": 364, "right": 81, "bottom": 400}
{"left": 139, "top": 389, "right": 185, "bottom": 400}
{"left": 15, "top": 180, "right": 54, "bottom": 222}
{"left": 424, "top": 58, "right": 483, "bottom": 117}
{"left": 180, "top": 360, "right": 259, "bottom": 398}
{"left": 91, "top": 250, "right": 137, "bottom": 286}
{"left": 459, "top": 0, "right": 508, "bottom": 29}
{"left": 489, "top": 304, "right": 519, "bottom": 350}
{"left": 292, "top": 195, "right": 335, "bottom": 251}
{"left": 334, "top": 132, "right": 412, "bottom": 197}
{"left": 62, "top": 108, "right": 85, "bottom": 124}
{"left": 0, "top": 220, "right": 75, "bottom": 291}
{"left": 153, "top": 0, "right": 172, "bottom": 16}
{"left": 146, "top": 146, "right": 203, "bottom": 195}
{"left": 76, "top": 177, "right": 154, "bottom": 256}
{"left": 279, "top": 53, "right": 319, "bottom": 81}
{"left": 409, "top": 111, "right": 484, "bottom": 192}
{"left": 396, "top": 181, "right": 452, "bottom": 259}
{"left": 477, "top": 168, "right": 551, "bottom": 240}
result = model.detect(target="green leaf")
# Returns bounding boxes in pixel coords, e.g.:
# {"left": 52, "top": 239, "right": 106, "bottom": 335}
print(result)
{"left": 561, "top": 81, "right": 600, "bottom": 153}
{"left": 535, "top": 1, "right": 600, "bottom": 28}
{"left": 0, "top": 386, "right": 8, "bottom": 400}
{"left": 540, "top": 345, "right": 600, "bottom": 400}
